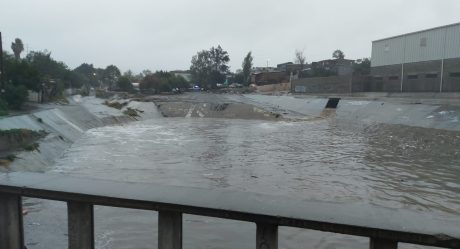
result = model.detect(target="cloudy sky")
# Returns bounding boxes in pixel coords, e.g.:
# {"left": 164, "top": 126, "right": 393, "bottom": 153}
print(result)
{"left": 1, "top": 0, "right": 459, "bottom": 73}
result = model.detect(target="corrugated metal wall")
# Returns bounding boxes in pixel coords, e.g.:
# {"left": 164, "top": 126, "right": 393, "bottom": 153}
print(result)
{"left": 371, "top": 36, "right": 405, "bottom": 67}
{"left": 445, "top": 24, "right": 460, "bottom": 59}
{"left": 372, "top": 23, "right": 460, "bottom": 67}
{"left": 404, "top": 27, "right": 445, "bottom": 63}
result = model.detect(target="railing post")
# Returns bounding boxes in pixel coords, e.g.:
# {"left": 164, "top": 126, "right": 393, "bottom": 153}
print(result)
{"left": 67, "top": 201, "right": 94, "bottom": 249}
{"left": 256, "top": 223, "right": 278, "bottom": 249}
{"left": 0, "top": 193, "right": 24, "bottom": 249}
{"left": 158, "top": 211, "right": 182, "bottom": 249}
{"left": 370, "top": 238, "right": 398, "bottom": 249}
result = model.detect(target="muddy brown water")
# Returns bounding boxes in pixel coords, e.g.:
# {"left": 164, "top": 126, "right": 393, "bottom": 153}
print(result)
{"left": 23, "top": 116, "right": 460, "bottom": 249}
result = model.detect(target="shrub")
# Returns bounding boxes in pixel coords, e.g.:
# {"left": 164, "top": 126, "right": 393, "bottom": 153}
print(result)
{"left": 3, "top": 84, "right": 29, "bottom": 110}
{"left": 117, "top": 76, "right": 134, "bottom": 92}
{"left": 0, "top": 99, "right": 9, "bottom": 116}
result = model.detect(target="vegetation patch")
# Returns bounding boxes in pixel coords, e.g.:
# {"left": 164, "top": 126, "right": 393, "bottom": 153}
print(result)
{"left": 0, "top": 128, "right": 45, "bottom": 138}
{"left": 104, "top": 100, "right": 128, "bottom": 110}
{"left": 24, "top": 143, "right": 40, "bottom": 152}
{"left": 0, "top": 99, "right": 9, "bottom": 116}
{"left": 123, "top": 107, "right": 143, "bottom": 117}
{"left": 96, "top": 90, "right": 117, "bottom": 99}
{"left": 0, "top": 129, "right": 47, "bottom": 153}
{"left": 0, "top": 154, "right": 18, "bottom": 167}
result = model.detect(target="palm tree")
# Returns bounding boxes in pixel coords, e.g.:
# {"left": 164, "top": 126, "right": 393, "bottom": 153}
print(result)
{"left": 11, "top": 38, "right": 24, "bottom": 59}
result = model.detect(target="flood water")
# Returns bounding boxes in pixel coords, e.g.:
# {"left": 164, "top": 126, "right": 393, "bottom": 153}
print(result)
{"left": 24, "top": 115, "right": 460, "bottom": 249}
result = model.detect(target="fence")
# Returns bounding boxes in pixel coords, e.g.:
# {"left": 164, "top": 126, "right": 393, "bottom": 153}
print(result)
{"left": 0, "top": 172, "right": 459, "bottom": 249}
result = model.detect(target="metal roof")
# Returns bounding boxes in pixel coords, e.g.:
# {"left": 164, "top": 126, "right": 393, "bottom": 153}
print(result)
{"left": 373, "top": 22, "right": 460, "bottom": 43}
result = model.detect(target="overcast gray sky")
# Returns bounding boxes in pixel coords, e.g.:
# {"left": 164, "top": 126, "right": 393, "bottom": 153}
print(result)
{"left": 1, "top": 0, "right": 460, "bottom": 73}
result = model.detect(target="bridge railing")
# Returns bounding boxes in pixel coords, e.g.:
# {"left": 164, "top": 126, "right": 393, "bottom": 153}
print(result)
{"left": 0, "top": 172, "right": 459, "bottom": 249}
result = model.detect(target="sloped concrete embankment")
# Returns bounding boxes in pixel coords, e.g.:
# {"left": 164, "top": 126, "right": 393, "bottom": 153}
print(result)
{"left": 244, "top": 95, "right": 460, "bottom": 131}
{"left": 0, "top": 96, "right": 160, "bottom": 172}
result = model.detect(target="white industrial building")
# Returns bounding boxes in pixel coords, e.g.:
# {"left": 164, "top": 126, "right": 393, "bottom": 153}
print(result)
{"left": 371, "top": 22, "right": 460, "bottom": 92}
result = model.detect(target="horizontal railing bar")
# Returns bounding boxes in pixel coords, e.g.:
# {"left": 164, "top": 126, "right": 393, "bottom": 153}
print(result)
{"left": 12, "top": 188, "right": 460, "bottom": 248}
{"left": 1, "top": 172, "right": 459, "bottom": 248}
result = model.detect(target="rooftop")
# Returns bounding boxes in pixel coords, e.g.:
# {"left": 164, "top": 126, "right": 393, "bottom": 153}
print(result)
{"left": 373, "top": 22, "right": 460, "bottom": 43}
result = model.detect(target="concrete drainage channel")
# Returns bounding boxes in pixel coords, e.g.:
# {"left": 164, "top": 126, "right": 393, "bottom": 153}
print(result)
{"left": 243, "top": 94, "right": 460, "bottom": 131}
{"left": 0, "top": 94, "right": 296, "bottom": 173}
{"left": 2, "top": 93, "right": 459, "bottom": 173}
{"left": 1, "top": 93, "right": 460, "bottom": 249}
{"left": 0, "top": 96, "right": 157, "bottom": 172}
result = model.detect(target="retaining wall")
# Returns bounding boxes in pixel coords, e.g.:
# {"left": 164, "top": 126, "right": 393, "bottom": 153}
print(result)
{"left": 292, "top": 76, "right": 370, "bottom": 94}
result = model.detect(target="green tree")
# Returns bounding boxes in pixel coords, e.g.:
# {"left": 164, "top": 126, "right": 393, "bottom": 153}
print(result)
{"left": 62, "top": 71, "right": 85, "bottom": 89}
{"left": 26, "top": 50, "right": 71, "bottom": 99}
{"left": 1, "top": 51, "right": 32, "bottom": 109}
{"left": 26, "top": 51, "right": 68, "bottom": 80}
{"left": 123, "top": 70, "right": 143, "bottom": 82}
{"left": 242, "top": 51, "right": 253, "bottom": 85}
{"left": 3, "top": 52, "right": 41, "bottom": 91}
{"left": 231, "top": 73, "right": 245, "bottom": 84}
{"left": 353, "top": 58, "right": 371, "bottom": 75}
{"left": 140, "top": 74, "right": 162, "bottom": 93}
{"left": 116, "top": 76, "right": 134, "bottom": 92}
{"left": 103, "top": 65, "right": 121, "bottom": 90}
{"left": 168, "top": 75, "right": 189, "bottom": 89}
{"left": 155, "top": 71, "right": 189, "bottom": 90}
{"left": 190, "top": 50, "right": 212, "bottom": 87}
{"left": 11, "top": 38, "right": 24, "bottom": 60}
{"left": 190, "top": 45, "right": 230, "bottom": 89}
{"left": 4, "top": 84, "right": 28, "bottom": 110}
{"left": 73, "top": 63, "right": 97, "bottom": 87}
{"left": 209, "top": 45, "right": 230, "bottom": 72}
{"left": 139, "top": 71, "right": 190, "bottom": 94}
{"left": 142, "top": 69, "right": 153, "bottom": 77}
{"left": 332, "top": 49, "right": 345, "bottom": 59}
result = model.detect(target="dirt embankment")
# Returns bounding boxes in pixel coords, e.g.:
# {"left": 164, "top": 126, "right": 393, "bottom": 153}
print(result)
{"left": 0, "top": 129, "right": 46, "bottom": 152}
{"left": 0, "top": 129, "right": 47, "bottom": 166}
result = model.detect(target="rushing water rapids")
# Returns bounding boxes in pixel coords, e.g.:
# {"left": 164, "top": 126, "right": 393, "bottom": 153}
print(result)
{"left": 22, "top": 107, "right": 460, "bottom": 249}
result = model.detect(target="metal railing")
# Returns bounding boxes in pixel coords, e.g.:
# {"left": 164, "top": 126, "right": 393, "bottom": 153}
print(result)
{"left": 0, "top": 172, "right": 459, "bottom": 249}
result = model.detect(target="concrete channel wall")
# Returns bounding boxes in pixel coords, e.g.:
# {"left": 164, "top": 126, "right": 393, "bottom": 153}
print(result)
{"left": 292, "top": 76, "right": 370, "bottom": 94}
{"left": 0, "top": 96, "right": 159, "bottom": 172}
{"left": 1, "top": 93, "right": 459, "bottom": 172}
{"left": 244, "top": 94, "right": 460, "bottom": 131}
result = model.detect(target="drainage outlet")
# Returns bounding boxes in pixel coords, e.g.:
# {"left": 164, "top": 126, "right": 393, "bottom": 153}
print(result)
{"left": 325, "top": 98, "right": 341, "bottom": 109}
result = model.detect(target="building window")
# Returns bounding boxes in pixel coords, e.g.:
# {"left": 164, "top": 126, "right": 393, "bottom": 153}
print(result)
{"left": 450, "top": 72, "right": 460, "bottom": 78}
{"left": 373, "top": 76, "right": 383, "bottom": 81}
{"left": 384, "top": 44, "right": 390, "bottom": 52}
{"left": 425, "top": 73, "right": 438, "bottom": 79}
{"left": 420, "top": 37, "right": 427, "bottom": 47}
{"left": 407, "top": 75, "right": 418, "bottom": 80}
{"left": 388, "top": 76, "right": 399, "bottom": 80}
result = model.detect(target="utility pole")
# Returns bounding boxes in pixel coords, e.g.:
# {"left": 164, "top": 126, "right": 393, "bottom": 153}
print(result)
{"left": 0, "top": 32, "right": 4, "bottom": 93}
